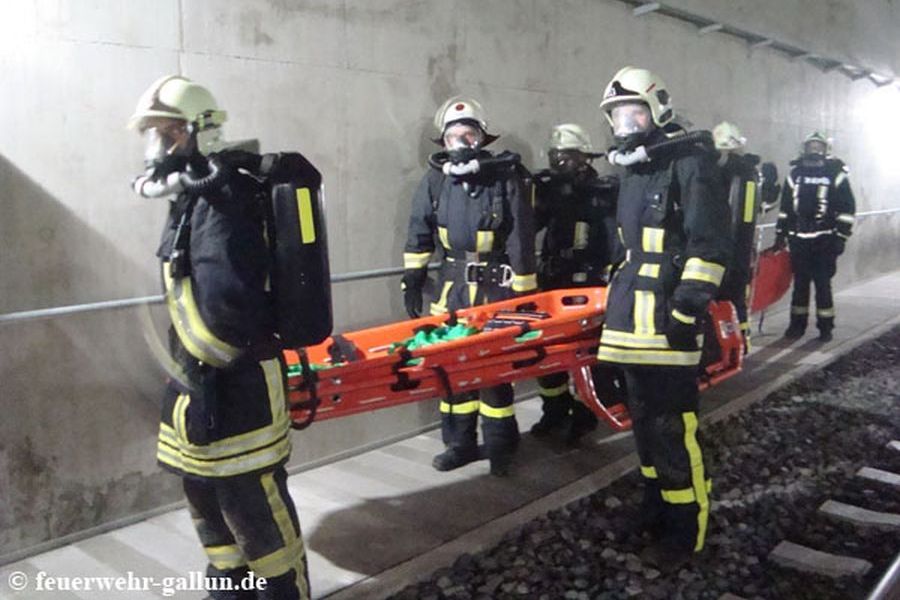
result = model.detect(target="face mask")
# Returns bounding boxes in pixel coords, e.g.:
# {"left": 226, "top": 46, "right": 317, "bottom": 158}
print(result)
{"left": 142, "top": 124, "right": 190, "bottom": 177}
{"left": 549, "top": 149, "right": 587, "bottom": 176}
{"left": 610, "top": 104, "right": 653, "bottom": 150}
{"left": 443, "top": 123, "right": 484, "bottom": 163}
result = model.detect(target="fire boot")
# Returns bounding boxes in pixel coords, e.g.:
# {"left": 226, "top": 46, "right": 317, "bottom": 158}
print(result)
{"left": 632, "top": 480, "right": 666, "bottom": 540}
{"left": 640, "top": 503, "right": 703, "bottom": 573}
{"left": 432, "top": 446, "right": 480, "bottom": 472}
{"left": 565, "top": 401, "right": 599, "bottom": 446}
{"left": 530, "top": 394, "right": 573, "bottom": 436}
{"left": 783, "top": 317, "right": 807, "bottom": 340}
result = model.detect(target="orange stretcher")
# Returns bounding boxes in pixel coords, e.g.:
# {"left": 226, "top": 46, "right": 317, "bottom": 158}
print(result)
{"left": 285, "top": 287, "right": 744, "bottom": 433}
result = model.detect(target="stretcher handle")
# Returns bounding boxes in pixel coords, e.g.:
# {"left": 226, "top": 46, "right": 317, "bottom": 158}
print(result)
{"left": 571, "top": 365, "right": 632, "bottom": 431}
{"left": 511, "top": 346, "right": 547, "bottom": 369}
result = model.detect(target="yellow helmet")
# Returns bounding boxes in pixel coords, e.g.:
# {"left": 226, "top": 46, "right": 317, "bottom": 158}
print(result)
{"left": 600, "top": 66, "right": 674, "bottom": 129}
{"left": 434, "top": 96, "right": 489, "bottom": 133}
{"left": 802, "top": 130, "right": 831, "bottom": 156}
{"left": 549, "top": 124, "right": 593, "bottom": 153}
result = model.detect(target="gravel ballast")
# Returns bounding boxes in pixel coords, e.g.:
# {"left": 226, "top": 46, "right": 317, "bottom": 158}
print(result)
{"left": 388, "top": 327, "right": 900, "bottom": 600}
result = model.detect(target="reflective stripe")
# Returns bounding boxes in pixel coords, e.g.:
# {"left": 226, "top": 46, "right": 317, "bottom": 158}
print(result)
{"left": 660, "top": 479, "right": 712, "bottom": 504}
{"left": 634, "top": 291, "right": 656, "bottom": 336}
{"left": 641, "top": 465, "right": 658, "bottom": 479}
{"left": 795, "top": 230, "right": 833, "bottom": 239}
{"left": 836, "top": 232, "right": 850, "bottom": 240}
{"left": 206, "top": 544, "right": 247, "bottom": 571}
{"left": 296, "top": 188, "right": 316, "bottom": 244}
{"left": 617, "top": 226, "right": 625, "bottom": 245}
{"left": 512, "top": 273, "right": 537, "bottom": 293}
{"left": 682, "top": 258, "right": 725, "bottom": 286}
{"left": 260, "top": 471, "right": 309, "bottom": 597}
{"left": 404, "top": 252, "right": 431, "bottom": 269}
{"left": 817, "top": 307, "right": 835, "bottom": 318}
{"left": 476, "top": 230, "right": 494, "bottom": 253}
{"left": 817, "top": 184, "right": 828, "bottom": 200}
{"left": 638, "top": 264, "right": 660, "bottom": 278}
{"left": 790, "top": 305, "right": 809, "bottom": 315}
{"left": 778, "top": 211, "right": 788, "bottom": 219}
{"left": 439, "top": 400, "right": 480, "bottom": 414}
{"left": 835, "top": 172, "right": 848, "bottom": 187}
{"left": 573, "top": 221, "right": 589, "bottom": 250}
{"left": 429, "top": 281, "right": 454, "bottom": 315}
{"left": 539, "top": 383, "right": 569, "bottom": 397}
{"left": 163, "top": 262, "right": 243, "bottom": 368}
{"left": 438, "top": 226, "right": 450, "bottom": 249}
{"left": 672, "top": 308, "right": 696, "bottom": 325}
{"left": 786, "top": 175, "right": 795, "bottom": 189}
{"left": 468, "top": 281, "right": 477, "bottom": 305}
{"left": 600, "top": 328, "right": 669, "bottom": 349}
{"left": 479, "top": 403, "right": 515, "bottom": 419}
{"left": 682, "top": 412, "right": 710, "bottom": 552}
{"left": 157, "top": 436, "right": 292, "bottom": 478}
{"left": 836, "top": 213, "right": 855, "bottom": 224}
{"left": 743, "top": 181, "right": 757, "bottom": 223}
{"left": 597, "top": 346, "right": 702, "bottom": 366}
{"left": 641, "top": 227, "right": 665, "bottom": 253}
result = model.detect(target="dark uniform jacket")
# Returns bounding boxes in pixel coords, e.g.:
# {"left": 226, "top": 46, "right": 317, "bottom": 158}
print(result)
{"left": 597, "top": 131, "right": 732, "bottom": 367}
{"left": 533, "top": 166, "right": 619, "bottom": 289}
{"left": 775, "top": 156, "right": 855, "bottom": 245}
{"left": 155, "top": 165, "right": 291, "bottom": 480}
{"left": 403, "top": 152, "right": 537, "bottom": 314}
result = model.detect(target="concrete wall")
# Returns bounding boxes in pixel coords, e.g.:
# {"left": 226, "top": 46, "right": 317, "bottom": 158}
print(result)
{"left": 1, "top": 0, "right": 899, "bottom": 560}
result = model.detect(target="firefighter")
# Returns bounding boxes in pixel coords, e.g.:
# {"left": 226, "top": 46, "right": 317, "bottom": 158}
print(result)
{"left": 713, "top": 121, "right": 761, "bottom": 352}
{"left": 776, "top": 131, "right": 855, "bottom": 342}
{"left": 402, "top": 97, "right": 537, "bottom": 476}
{"left": 596, "top": 67, "right": 731, "bottom": 567}
{"left": 531, "top": 124, "right": 619, "bottom": 443}
{"left": 129, "top": 76, "right": 309, "bottom": 600}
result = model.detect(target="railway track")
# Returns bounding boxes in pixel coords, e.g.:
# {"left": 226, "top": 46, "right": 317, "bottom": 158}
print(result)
{"left": 387, "top": 327, "right": 900, "bottom": 600}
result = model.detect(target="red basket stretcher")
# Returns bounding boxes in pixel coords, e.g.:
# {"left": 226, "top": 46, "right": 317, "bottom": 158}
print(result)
{"left": 285, "top": 288, "right": 744, "bottom": 433}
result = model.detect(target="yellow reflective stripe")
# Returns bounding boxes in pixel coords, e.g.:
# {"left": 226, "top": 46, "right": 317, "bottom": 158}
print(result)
{"left": 835, "top": 172, "right": 848, "bottom": 187}
{"left": 438, "top": 226, "right": 450, "bottom": 250}
{"left": 475, "top": 231, "right": 494, "bottom": 253}
{"left": 790, "top": 305, "right": 809, "bottom": 315}
{"left": 661, "top": 487, "right": 696, "bottom": 504}
{"left": 600, "top": 329, "right": 669, "bottom": 348}
{"left": 468, "top": 281, "right": 477, "bottom": 305}
{"left": 430, "top": 281, "right": 454, "bottom": 315}
{"left": 743, "top": 181, "right": 756, "bottom": 223}
{"left": 205, "top": 544, "right": 247, "bottom": 571}
{"left": 539, "top": 383, "right": 569, "bottom": 397}
{"left": 641, "top": 227, "right": 664, "bottom": 253}
{"left": 836, "top": 213, "right": 855, "bottom": 224}
{"left": 404, "top": 252, "right": 431, "bottom": 269}
{"left": 512, "top": 273, "right": 537, "bottom": 292}
{"left": 817, "top": 308, "right": 835, "bottom": 317}
{"left": 163, "top": 262, "right": 242, "bottom": 368}
{"left": 296, "top": 188, "right": 316, "bottom": 244}
{"left": 175, "top": 393, "right": 190, "bottom": 444}
{"left": 479, "top": 403, "right": 515, "bottom": 419}
{"left": 682, "top": 412, "right": 709, "bottom": 552}
{"left": 157, "top": 436, "right": 292, "bottom": 478}
{"left": 634, "top": 290, "right": 656, "bottom": 335}
{"left": 617, "top": 226, "right": 625, "bottom": 245}
{"left": 640, "top": 465, "right": 658, "bottom": 479}
{"left": 260, "top": 472, "right": 309, "bottom": 596}
{"left": 597, "top": 346, "right": 702, "bottom": 366}
{"left": 672, "top": 308, "right": 696, "bottom": 325}
{"left": 638, "top": 263, "right": 660, "bottom": 278}
{"left": 682, "top": 258, "right": 725, "bottom": 286}
{"left": 573, "top": 221, "right": 589, "bottom": 250}
{"left": 439, "top": 400, "right": 480, "bottom": 414}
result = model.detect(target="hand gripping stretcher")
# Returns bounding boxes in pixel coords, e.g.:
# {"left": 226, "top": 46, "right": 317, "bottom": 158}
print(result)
{"left": 284, "top": 287, "right": 745, "bottom": 433}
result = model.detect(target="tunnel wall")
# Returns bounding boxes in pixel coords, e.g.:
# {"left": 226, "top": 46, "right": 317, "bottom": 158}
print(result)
{"left": 1, "top": 0, "right": 899, "bottom": 560}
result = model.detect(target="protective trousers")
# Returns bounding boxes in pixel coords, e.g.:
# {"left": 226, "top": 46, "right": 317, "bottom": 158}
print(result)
{"left": 183, "top": 465, "right": 310, "bottom": 600}
{"left": 788, "top": 237, "right": 837, "bottom": 332}
{"left": 536, "top": 371, "right": 575, "bottom": 422}
{"left": 622, "top": 366, "right": 710, "bottom": 553}
{"left": 439, "top": 384, "right": 519, "bottom": 461}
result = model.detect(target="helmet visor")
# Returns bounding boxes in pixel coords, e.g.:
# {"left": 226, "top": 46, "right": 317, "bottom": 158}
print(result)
{"left": 610, "top": 103, "right": 652, "bottom": 138}
{"left": 804, "top": 140, "right": 827, "bottom": 155}
{"left": 443, "top": 122, "right": 484, "bottom": 150}
{"left": 142, "top": 122, "right": 189, "bottom": 166}
{"left": 549, "top": 148, "right": 587, "bottom": 174}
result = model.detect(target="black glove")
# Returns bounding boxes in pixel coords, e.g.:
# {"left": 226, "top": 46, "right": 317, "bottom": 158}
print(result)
{"left": 666, "top": 312, "right": 700, "bottom": 351}
{"left": 832, "top": 236, "right": 845, "bottom": 256}
{"left": 401, "top": 269, "right": 427, "bottom": 319}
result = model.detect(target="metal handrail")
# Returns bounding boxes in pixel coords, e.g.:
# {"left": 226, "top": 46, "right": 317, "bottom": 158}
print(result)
{"left": 2, "top": 207, "right": 899, "bottom": 325}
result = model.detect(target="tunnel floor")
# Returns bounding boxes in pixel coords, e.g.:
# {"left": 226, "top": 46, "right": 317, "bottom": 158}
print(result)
{"left": 2, "top": 270, "right": 900, "bottom": 600}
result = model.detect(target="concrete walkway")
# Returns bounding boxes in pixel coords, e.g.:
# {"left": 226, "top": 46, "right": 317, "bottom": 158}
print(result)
{"left": 3, "top": 270, "right": 900, "bottom": 600}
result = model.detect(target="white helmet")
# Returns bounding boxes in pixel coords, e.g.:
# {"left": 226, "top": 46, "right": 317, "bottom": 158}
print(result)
{"left": 802, "top": 130, "right": 831, "bottom": 156}
{"left": 549, "top": 124, "right": 593, "bottom": 153}
{"left": 434, "top": 96, "right": 489, "bottom": 133}
{"left": 129, "top": 75, "right": 227, "bottom": 155}
{"left": 599, "top": 66, "right": 674, "bottom": 129}
{"left": 713, "top": 121, "right": 747, "bottom": 152}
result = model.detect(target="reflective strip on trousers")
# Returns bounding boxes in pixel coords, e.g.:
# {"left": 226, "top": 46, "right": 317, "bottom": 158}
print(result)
{"left": 439, "top": 400, "right": 480, "bottom": 415}
{"left": 479, "top": 403, "right": 515, "bottom": 419}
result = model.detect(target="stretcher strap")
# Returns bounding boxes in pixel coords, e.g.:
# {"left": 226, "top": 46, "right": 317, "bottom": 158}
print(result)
{"left": 290, "top": 348, "right": 320, "bottom": 431}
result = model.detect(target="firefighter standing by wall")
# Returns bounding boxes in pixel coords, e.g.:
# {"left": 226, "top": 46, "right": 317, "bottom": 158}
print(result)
{"left": 776, "top": 131, "right": 856, "bottom": 342}
{"left": 531, "top": 124, "right": 619, "bottom": 443}
{"left": 402, "top": 97, "right": 537, "bottom": 476}
{"left": 130, "top": 76, "right": 309, "bottom": 600}
{"left": 712, "top": 121, "right": 762, "bottom": 352}
{"left": 596, "top": 67, "right": 732, "bottom": 567}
